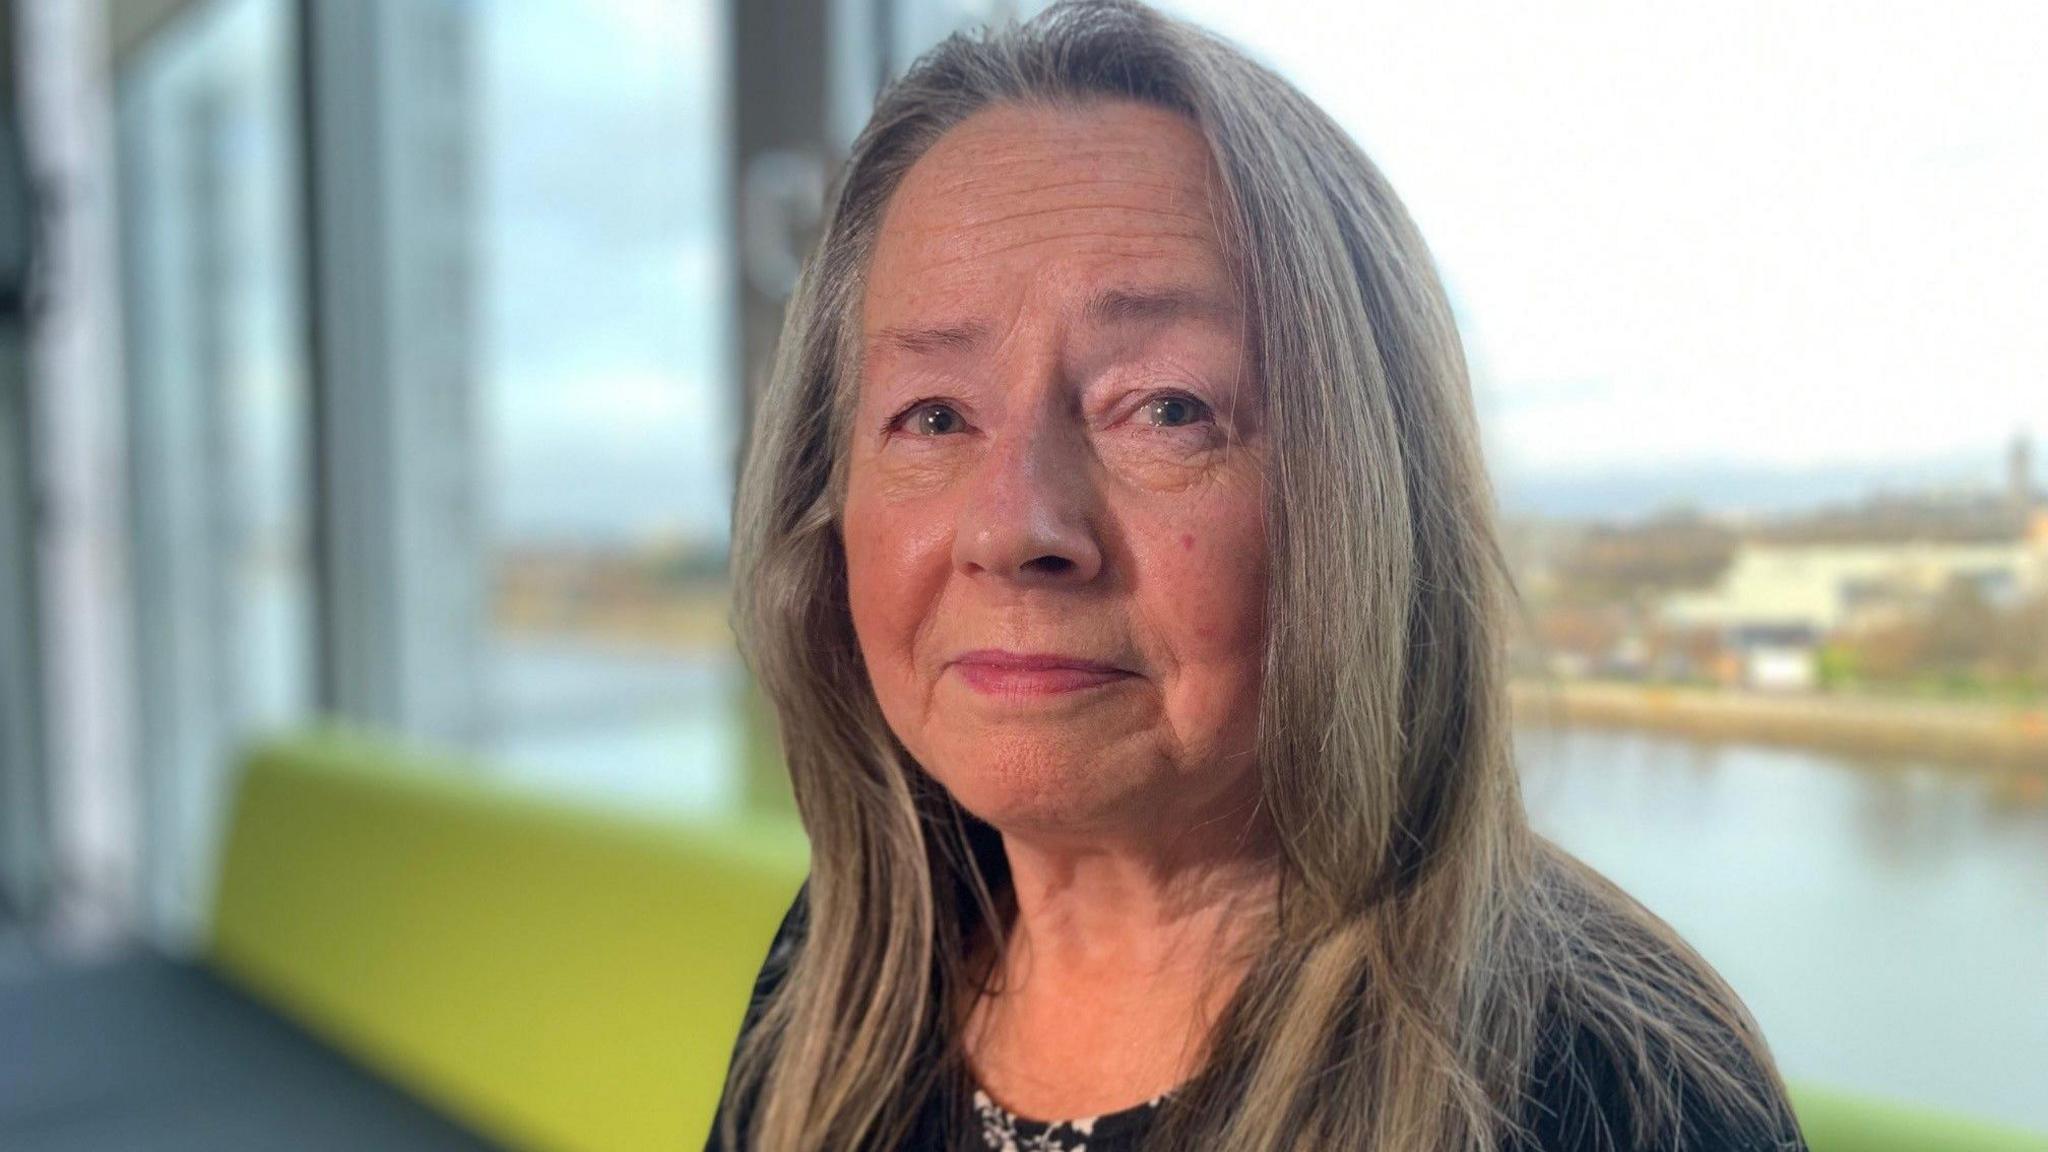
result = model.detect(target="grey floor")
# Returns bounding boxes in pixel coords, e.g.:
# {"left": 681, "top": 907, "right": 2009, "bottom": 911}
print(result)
{"left": 2, "top": 948, "right": 504, "bottom": 1151}
{"left": 0, "top": 897, "right": 39, "bottom": 984}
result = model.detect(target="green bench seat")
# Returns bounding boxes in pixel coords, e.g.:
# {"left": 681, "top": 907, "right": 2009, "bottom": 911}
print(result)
{"left": 208, "top": 729, "right": 808, "bottom": 1152}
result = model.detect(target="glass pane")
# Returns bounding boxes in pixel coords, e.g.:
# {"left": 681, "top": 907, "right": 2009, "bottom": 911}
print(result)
{"left": 475, "top": 1, "right": 744, "bottom": 817}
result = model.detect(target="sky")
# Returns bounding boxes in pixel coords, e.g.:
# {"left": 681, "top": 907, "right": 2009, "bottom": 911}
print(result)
{"left": 1159, "top": 0, "right": 2048, "bottom": 483}
{"left": 481, "top": 0, "right": 2048, "bottom": 538}
{"left": 479, "top": 0, "right": 732, "bottom": 543}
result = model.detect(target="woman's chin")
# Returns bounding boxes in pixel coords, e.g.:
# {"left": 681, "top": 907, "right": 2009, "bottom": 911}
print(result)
{"left": 924, "top": 751, "right": 1156, "bottom": 841}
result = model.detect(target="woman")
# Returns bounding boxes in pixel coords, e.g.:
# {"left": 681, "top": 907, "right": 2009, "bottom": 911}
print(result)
{"left": 711, "top": 2, "right": 1806, "bottom": 1149}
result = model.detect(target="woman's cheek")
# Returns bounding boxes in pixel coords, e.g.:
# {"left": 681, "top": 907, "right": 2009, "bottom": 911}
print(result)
{"left": 844, "top": 491, "right": 955, "bottom": 708}
{"left": 1168, "top": 498, "right": 1268, "bottom": 653}
{"left": 1189, "top": 547, "right": 1263, "bottom": 651}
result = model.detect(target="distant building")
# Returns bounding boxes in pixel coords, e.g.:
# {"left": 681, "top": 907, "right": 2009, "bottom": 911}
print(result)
{"left": 1664, "top": 538, "right": 2045, "bottom": 634}
{"left": 1738, "top": 626, "right": 1820, "bottom": 692}
{"left": 1663, "top": 435, "right": 2046, "bottom": 655}
{"left": 1656, "top": 532, "right": 2048, "bottom": 689}
{"left": 1527, "top": 436, "right": 2048, "bottom": 689}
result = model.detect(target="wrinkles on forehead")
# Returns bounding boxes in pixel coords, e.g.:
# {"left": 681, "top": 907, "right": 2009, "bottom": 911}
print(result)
{"left": 859, "top": 102, "right": 1241, "bottom": 378}
{"left": 887, "top": 168, "right": 1218, "bottom": 274}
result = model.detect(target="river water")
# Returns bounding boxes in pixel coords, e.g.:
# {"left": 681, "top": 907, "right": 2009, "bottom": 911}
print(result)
{"left": 490, "top": 641, "right": 2048, "bottom": 1132}
{"left": 1518, "top": 725, "right": 2047, "bottom": 1132}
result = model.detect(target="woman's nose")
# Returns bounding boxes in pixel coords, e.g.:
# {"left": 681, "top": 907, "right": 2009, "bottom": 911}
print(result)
{"left": 953, "top": 409, "right": 1103, "bottom": 586}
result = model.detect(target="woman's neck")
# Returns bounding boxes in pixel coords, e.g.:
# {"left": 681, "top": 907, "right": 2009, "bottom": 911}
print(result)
{"left": 1002, "top": 823, "right": 1279, "bottom": 977}
{"left": 961, "top": 802, "right": 1282, "bottom": 1121}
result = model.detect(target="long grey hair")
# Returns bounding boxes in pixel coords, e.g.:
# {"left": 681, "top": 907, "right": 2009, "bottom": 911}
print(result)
{"left": 722, "top": 1, "right": 1797, "bottom": 1148}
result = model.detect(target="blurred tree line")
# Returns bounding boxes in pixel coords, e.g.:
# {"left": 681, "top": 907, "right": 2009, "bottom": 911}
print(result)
{"left": 1828, "top": 580, "right": 2048, "bottom": 699}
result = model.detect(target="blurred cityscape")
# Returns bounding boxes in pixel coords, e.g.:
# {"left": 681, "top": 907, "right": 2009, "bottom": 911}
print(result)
{"left": 1508, "top": 434, "right": 2045, "bottom": 699}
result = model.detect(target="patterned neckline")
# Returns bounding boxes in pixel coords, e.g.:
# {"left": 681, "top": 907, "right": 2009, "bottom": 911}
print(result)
{"left": 970, "top": 1086, "right": 1169, "bottom": 1151}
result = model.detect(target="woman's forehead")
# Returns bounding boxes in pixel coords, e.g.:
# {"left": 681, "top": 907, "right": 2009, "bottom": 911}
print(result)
{"left": 861, "top": 101, "right": 1237, "bottom": 341}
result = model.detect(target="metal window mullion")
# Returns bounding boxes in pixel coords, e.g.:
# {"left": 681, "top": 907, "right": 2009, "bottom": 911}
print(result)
{"left": 299, "top": 0, "right": 478, "bottom": 747}
{"left": 0, "top": 2, "right": 47, "bottom": 922}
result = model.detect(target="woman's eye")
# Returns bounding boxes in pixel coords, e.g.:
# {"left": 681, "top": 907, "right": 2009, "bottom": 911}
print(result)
{"left": 903, "top": 402, "right": 965, "bottom": 436}
{"left": 1141, "top": 394, "right": 1211, "bottom": 428}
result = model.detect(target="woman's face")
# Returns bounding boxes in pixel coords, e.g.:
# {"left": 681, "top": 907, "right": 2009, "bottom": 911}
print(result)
{"left": 843, "top": 100, "right": 1269, "bottom": 842}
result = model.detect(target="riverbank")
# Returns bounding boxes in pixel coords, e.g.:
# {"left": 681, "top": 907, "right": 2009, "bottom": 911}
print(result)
{"left": 1512, "top": 678, "right": 2048, "bottom": 774}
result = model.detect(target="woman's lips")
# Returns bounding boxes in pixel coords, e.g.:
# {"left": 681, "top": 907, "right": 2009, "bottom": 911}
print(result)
{"left": 948, "top": 650, "right": 1134, "bottom": 696}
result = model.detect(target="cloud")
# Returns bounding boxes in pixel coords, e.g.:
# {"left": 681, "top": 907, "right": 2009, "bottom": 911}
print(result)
{"left": 1162, "top": 1, "right": 2048, "bottom": 475}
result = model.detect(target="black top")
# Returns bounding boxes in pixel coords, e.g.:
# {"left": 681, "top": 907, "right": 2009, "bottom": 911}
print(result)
{"left": 706, "top": 886, "right": 1807, "bottom": 1151}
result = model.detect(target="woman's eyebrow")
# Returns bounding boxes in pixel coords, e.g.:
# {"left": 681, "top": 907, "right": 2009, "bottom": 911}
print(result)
{"left": 1083, "top": 283, "right": 1236, "bottom": 330}
{"left": 872, "top": 319, "right": 990, "bottom": 358}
